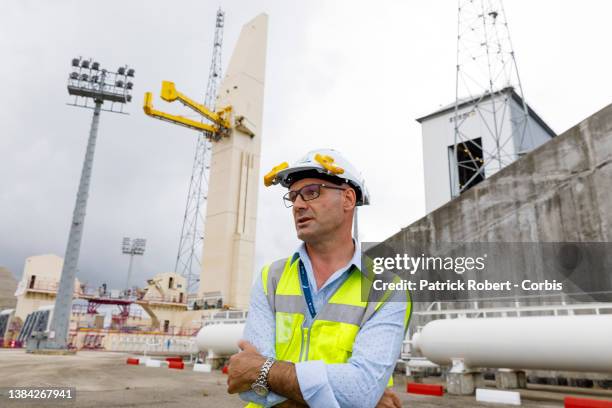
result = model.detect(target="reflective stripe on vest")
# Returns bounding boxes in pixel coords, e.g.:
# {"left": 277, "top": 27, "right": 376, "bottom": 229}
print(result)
{"left": 270, "top": 256, "right": 411, "bottom": 369}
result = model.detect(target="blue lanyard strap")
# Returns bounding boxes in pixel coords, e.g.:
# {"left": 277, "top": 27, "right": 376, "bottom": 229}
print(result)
{"left": 298, "top": 260, "right": 317, "bottom": 319}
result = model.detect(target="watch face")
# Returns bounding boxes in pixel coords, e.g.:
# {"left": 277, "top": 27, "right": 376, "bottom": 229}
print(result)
{"left": 252, "top": 383, "right": 269, "bottom": 397}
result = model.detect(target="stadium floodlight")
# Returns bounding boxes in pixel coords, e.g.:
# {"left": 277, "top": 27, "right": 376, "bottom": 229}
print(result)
{"left": 122, "top": 237, "right": 147, "bottom": 296}
{"left": 67, "top": 57, "right": 136, "bottom": 113}
{"left": 35, "top": 57, "right": 135, "bottom": 352}
{"left": 122, "top": 237, "right": 132, "bottom": 253}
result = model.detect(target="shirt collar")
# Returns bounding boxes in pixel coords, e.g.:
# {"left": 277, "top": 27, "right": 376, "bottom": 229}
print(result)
{"left": 294, "top": 239, "right": 363, "bottom": 293}
{"left": 296, "top": 239, "right": 362, "bottom": 269}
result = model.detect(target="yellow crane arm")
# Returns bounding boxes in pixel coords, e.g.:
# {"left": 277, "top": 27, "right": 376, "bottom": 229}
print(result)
{"left": 143, "top": 92, "right": 219, "bottom": 134}
{"left": 159, "top": 81, "right": 232, "bottom": 129}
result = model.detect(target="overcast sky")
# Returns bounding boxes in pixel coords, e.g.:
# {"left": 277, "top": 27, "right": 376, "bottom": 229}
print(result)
{"left": 2, "top": 0, "right": 611, "bottom": 291}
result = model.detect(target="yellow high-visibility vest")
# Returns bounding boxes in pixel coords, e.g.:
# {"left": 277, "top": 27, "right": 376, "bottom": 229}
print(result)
{"left": 246, "top": 254, "right": 411, "bottom": 407}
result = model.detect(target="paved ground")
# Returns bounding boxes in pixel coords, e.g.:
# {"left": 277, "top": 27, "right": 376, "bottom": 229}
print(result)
{"left": 0, "top": 349, "right": 579, "bottom": 407}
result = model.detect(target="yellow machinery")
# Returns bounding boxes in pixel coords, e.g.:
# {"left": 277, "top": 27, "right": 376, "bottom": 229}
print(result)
{"left": 143, "top": 81, "right": 233, "bottom": 140}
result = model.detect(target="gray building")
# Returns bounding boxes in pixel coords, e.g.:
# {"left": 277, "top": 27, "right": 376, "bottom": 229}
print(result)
{"left": 417, "top": 87, "right": 556, "bottom": 213}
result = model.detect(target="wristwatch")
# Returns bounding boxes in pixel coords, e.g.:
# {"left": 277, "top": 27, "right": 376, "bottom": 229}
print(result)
{"left": 251, "top": 357, "right": 275, "bottom": 397}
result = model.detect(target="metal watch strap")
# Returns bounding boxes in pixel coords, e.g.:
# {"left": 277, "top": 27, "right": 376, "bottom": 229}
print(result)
{"left": 254, "top": 357, "right": 275, "bottom": 389}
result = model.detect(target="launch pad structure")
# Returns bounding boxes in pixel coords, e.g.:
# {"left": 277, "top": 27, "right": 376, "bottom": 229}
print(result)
{"left": 144, "top": 13, "right": 269, "bottom": 311}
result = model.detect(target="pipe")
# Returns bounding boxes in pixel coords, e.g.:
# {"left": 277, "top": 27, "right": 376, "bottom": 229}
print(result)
{"left": 412, "top": 315, "right": 612, "bottom": 373}
{"left": 196, "top": 323, "right": 245, "bottom": 356}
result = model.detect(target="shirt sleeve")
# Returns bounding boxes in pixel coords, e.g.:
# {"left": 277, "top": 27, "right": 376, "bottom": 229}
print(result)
{"left": 239, "top": 267, "right": 287, "bottom": 407}
{"left": 294, "top": 291, "right": 407, "bottom": 408}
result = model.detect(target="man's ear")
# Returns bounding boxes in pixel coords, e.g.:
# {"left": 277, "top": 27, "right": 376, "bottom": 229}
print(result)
{"left": 343, "top": 188, "right": 357, "bottom": 210}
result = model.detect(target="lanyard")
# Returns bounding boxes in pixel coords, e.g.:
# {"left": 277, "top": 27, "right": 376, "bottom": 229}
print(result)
{"left": 298, "top": 260, "right": 317, "bottom": 319}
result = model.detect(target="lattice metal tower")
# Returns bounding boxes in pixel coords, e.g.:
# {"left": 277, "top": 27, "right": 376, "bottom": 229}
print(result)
{"left": 174, "top": 8, "right": 225, "bottom": 297}
{"left": 452, "top": 0, "right": 532, "bottom": 196}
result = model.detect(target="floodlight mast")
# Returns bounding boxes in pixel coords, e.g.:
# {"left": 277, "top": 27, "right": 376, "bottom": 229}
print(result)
{"left": 122, "top": 237, "right": 147, "bottom": 296}
{"left": 36, "top": 58, "right": 135, "bottom": 351}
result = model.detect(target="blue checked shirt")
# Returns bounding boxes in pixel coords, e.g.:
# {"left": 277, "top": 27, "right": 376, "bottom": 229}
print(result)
{"left": 240, "top": 240, "right": 407, "bottom": 407}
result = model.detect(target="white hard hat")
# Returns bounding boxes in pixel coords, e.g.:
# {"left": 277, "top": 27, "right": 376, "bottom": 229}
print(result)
{"left": 264, "top": 148, "right": 370, "bottom": 206}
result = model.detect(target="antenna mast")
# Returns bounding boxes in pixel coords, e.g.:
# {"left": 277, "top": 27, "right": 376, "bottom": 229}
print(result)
{"left": 174, "top": 9, "right": 225, "bottom": 299}
{"left": 452, "top": 0, "right": 531, "bottom": 196}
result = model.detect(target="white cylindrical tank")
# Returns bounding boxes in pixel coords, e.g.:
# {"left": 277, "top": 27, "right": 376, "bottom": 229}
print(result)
{"left": 412, "top": 315, "right": 612, "bottom": 373}
{"left": 196, "top": 323, "right": 245, "bottom": 356}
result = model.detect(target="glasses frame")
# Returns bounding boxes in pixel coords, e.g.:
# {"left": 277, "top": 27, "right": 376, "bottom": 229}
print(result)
{"left": 283, "top": 183, "right": 347, "bottom": 208}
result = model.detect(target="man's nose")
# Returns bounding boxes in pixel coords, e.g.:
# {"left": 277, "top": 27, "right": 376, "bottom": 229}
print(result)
{"left": 293, "top": 194, "right": 308, "bottom": 210}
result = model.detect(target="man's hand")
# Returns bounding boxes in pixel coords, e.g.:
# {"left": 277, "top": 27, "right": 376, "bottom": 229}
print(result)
{"left": 227, "top": 340, "right": 267, "bottom": 394}
{"left": 376, "top": 388, "right": 402, "bottom": 408}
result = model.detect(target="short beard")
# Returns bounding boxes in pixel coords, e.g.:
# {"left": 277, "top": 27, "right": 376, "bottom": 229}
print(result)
{"left": 296, "top": 216, "right": 343, "bottom": 244}
{"left": 296, "top": 228, "right": 315, "bottom": 243}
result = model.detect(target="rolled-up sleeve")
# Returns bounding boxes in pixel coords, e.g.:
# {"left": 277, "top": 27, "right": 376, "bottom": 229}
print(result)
{"left": 239, "top": 268, "right": 287, "bottom": 407}
{"left": 295, "top": 293, "right": 407, "bottom": 408}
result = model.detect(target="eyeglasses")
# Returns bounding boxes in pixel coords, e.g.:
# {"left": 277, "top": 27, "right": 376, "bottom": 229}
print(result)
{"left": 283, "top": 183, "right": 346, "bottom": 208}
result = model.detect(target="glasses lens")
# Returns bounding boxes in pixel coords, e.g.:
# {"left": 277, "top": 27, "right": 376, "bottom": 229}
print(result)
{"left": 301, "top": 184, "right": 321, "bottom": 201}
{"left": 283, "top": 192, "right": 296, "bottom": 207}
{"left": 283, "top": 184, "right": 322, "bottom": 208}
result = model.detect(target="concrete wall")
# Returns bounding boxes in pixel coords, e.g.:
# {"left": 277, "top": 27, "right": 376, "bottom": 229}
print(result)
{"left": 0, "top": 267, "right": 17, "bottom": 310}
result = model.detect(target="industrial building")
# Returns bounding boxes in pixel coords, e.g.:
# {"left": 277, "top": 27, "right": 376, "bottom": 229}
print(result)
{"left": 2, "top": 253, "right": 202, "bottom": 350}
{"left": 417, "top": 87, "right": 556, "bottom": 213}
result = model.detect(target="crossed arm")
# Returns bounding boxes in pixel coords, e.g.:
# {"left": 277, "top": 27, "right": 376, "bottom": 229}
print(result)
{"left": 228, "top": 270, "right": 406, "bottom": 407}
{"left": 227, "top": 340, "right": 307, "bottom": 406}
{"left": 228, "top": 340, "right": 402, "bottom": 408}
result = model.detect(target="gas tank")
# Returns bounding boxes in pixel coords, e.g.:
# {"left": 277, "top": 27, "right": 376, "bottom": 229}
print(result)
{"left": 412, "top": 315, "right": 612, "bottom": 373}
{"left": 196, "top": 322, "right": 245, "bottom": 356}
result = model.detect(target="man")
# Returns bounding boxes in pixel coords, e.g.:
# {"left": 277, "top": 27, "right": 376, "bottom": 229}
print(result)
{"left": 227, "top": 149, "right": 410, "bottom": 407}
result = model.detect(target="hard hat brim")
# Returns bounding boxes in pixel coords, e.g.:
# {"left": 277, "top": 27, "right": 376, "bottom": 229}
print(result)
{"left": 279, "top": 168, "right": 346, "bottom": 188}
{"left": 278, "top": 167, "right": 365, "bottom": 205}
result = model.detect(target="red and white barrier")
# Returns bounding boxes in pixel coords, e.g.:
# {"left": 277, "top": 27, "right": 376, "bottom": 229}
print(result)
{"left": 168, "top": 360, "right": 184, "bottom": 370}
{"left": 144, "top": 359, "right": 162, "bottom": 368}
{"left": 193, "top": 363, "right": 212, "bottom": 373}
{"left": 565, "top": 396, "right": 612, "bottom": 408}
{"left": 476, "top": 388, "right": 521, "bottom": 406}
{"left": 406, "top": 383, "right": 444, "bottom": 396}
